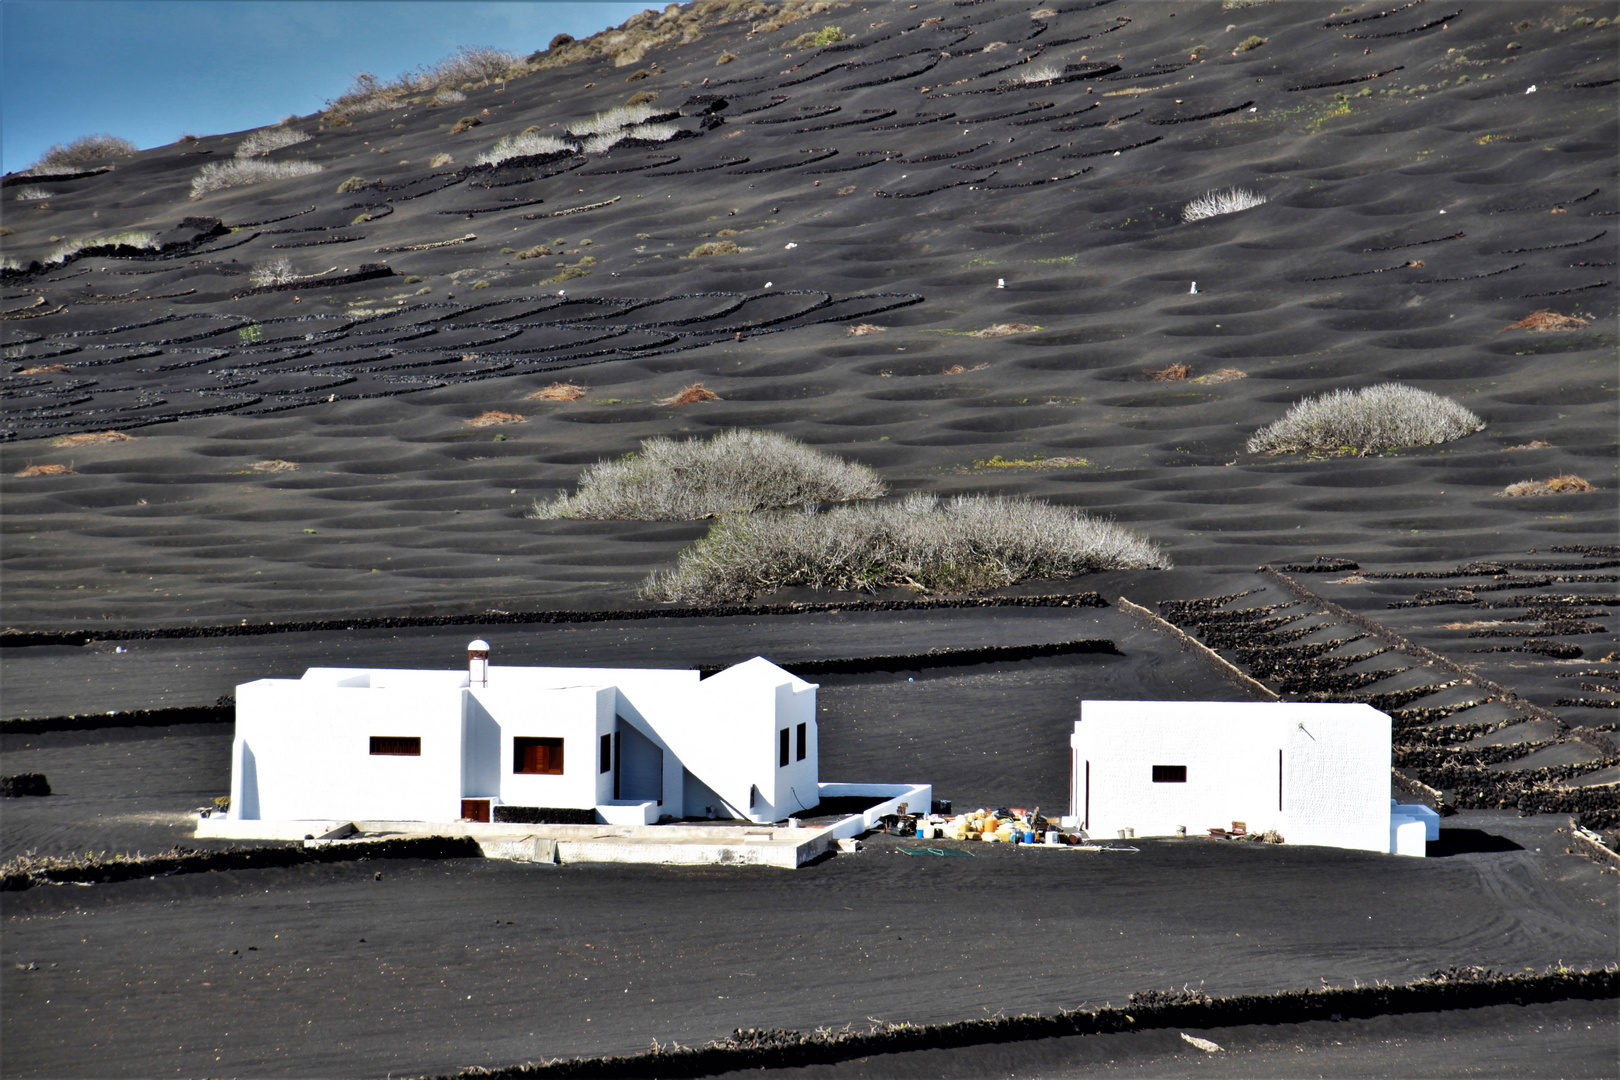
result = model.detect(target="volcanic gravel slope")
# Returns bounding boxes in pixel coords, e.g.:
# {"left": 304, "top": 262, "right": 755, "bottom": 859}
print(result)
{"left": 2, "top": 3, "right": 1619, "bottom": 1078}
{"left": 1, "top": 0, "right": 1615, "bottom": 628}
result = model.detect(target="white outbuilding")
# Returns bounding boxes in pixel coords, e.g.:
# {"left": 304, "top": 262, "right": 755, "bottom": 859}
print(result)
{"left": 228, "top": 646, "right": 830, "bottom": 828}
{"left": 1069, "top": 700, "right": 1434, "bottom": 856}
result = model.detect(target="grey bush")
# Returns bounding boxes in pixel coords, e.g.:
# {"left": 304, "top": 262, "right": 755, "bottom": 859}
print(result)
{"left": 424, "top": 45, "right": 517, "bottom": 87}
{"left": 190, "top": 159, "right": 323, "bottom": 199}
{"left": 1182, "top": 187, "right": 1267, "bottom": 223}
{"left": 641, "top": 493, "right": 1169, "bottom": 603}
{"left": 1247, "top": 383, "right": 1485, "bottom": 455}
{"left": 531, "top": 429, "right": 886, "bottom": 521}
{"left": 235, "top": 127, "right": 311, "bottom": 158}
{"left": 31, "top": 134, "right": 137, "bottom": 171}
{"left": 475, "top": 132, "right": 578, "bottom": 166}
{"left": 248, "top": 257, "right": 298, "bottom": 287}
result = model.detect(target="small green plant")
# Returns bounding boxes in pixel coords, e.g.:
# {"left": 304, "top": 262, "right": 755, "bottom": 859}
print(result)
{"left": 471, "top": 280, "right": 491, "bottom": 289}
{"left": 1506, "top": 41, "right": 1521, "bottom": 49}
{"left": 516, "top": 245, "right": 553, "bottom": 259}
{"left": 337, "top": 176, "right": 371, "bottom": 193}
{"left": 789, "top": 25, "right": 845, "bottom": 49}
{"left": 687, "top": 240, "right": 740, "bottom": 258}
{"left": 1234, "top": 35, "right": 1267, "bottom": 52}
{"left": 404, "top": 275, "right": 423, "bottom": 284}
{"left": 238, "top": 324, "right": 264, "bottom": 344}
{"left": 540, "top": 265, "right": 592, "bottom": 284}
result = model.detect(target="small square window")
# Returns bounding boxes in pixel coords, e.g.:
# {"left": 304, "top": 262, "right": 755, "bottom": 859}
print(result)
{"left": 515, "top": 736, "right": 564, "bottom": 775}
{"left": 1152, "top": 765, "right": 1187, "bottom": 783}
{"left": 796, "top": 722, "right": 807, "bottom": 762}
{"left": 779, "top": 727, "right": 791, "bottom": 768}
{"left": 369, "top": 736, "right": 420, "bottom": 756}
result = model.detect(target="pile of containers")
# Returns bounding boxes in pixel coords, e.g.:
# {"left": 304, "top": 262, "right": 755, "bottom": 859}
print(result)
{"left": 916, "top": 807, "right": 1086, "bottom": 845}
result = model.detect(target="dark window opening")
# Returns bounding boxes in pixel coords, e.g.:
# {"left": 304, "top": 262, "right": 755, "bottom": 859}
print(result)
{"left": 600, "top": 733, "right": 613, "bottom": 774}
{"left": 514, "top": 736, "right": 564, "bottom": 775}
{"left": 779, "top": 727, "right": 791, "bottom": 768}
{"left": 369, "top": 736, "right": 420, "bottom": 756}
{"left": 796, "top": 722, "right": 807, "bottom": 761}
{"left": 1152, "top": 765, "right": 1187, "bottom": 783}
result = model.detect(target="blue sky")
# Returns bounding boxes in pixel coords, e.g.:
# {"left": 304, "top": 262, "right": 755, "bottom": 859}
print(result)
{"left": 1, "top": 2, "right": 654, "bottom": 173}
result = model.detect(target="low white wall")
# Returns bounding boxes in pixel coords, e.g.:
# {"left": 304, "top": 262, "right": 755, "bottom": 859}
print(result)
{"left": 820, "top": 782, "right": 933, "bottom": 840}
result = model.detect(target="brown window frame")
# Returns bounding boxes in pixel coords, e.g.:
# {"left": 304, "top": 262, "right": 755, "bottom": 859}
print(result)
{"left": 369, "top": 736, "right": 421, "bottom": 756}
{"left": 1152, "top": 765, "right": 1187, "bottom": 783}
{"left": 514, "top": 736, "right": 564, "bottom": 775}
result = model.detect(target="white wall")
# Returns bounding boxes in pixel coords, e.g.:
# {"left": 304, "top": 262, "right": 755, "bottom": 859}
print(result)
{"left": 1071, "top": 701, "right": 1391, "bottom": 854}
{"left": 482, "top": 685, "right": 614, "bottom": 810}
{"left": 234, "top": 677, "right": 467, "bottom": 822}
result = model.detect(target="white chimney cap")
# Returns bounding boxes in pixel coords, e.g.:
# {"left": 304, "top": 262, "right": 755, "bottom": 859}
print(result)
{"left": 468, "top": 639, "right": 490, "bottom": 652}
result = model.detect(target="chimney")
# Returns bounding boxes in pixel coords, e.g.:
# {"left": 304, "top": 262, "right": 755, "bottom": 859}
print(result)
{"left": 468, "top": 639, "right": 490, "bottom": 687}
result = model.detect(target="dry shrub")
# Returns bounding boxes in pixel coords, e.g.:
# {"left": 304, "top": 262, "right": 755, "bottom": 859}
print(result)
{"left": 626, "top": 91, "right": 660, "bottom": 106}
{"left": 528, "top": 382, "right": 586, "bottom": 402}
{"left": 972, "top": 323, "right": 1040, "bottom": 338}
{"left": 18, "top": 364, "right": 69, "bottom": 375}
{"left": 1147, "top": 364, "right": 1191, "bottom": 381}
{"left": 515, "top": 245, "right": 553, "bottom": 260}
{"left": 533, "top": 428, "right": 884, "bottom": 521}
{"left": 13, "top": 463, "right": 75, "bottom": 477}
{"left": 660, "top": 384, "right": 721, "bottom": 406}
{"left": 847, "top": 323, "right": 886, "bottom": 336}
{"left": 640, "top": 493, "right": 1170, "bottom": 603}
{"left": 1498, "top": 475, "right": 1596, "bottom": 497}
{"left": 1500, "top": 310, "right": 1589, "bottom": 333}
{"left": 429, "top": 153, "right": 454, "bottom": 168}
{"left": 687, "top": 240, "right": 741, "bottom": 258}
{"left": 235, "top": 128, "right": 310, "bottom": 158}
{"left": 1183, "top": 187, "right": 1267, "bottom": 222}
{"left": 336, "top": 176, "right": 372, "bottom": 193}
{"left": 32, "top": 134, "right": 137, "bottom": 170}
{"left": 476, "top": 132, "right": 577, "bottom": 166}
{"left": 190, "top": 159, "right": 322, "bottom": 198}
{"left": 1194, "top": 368, "right": 1247, "bottom": 384}
{"left": 52, "top": 431, "right": 132, "bottom": 448}
{"left": 248, "top": 257, "right": 297, "bottom": 287}
{"left": 717, "top": 52, "right": 738, "bottom": 65}
{"left": 1506, "top": 440, "right": 1552, "bottom": 450}
{"left": 837, "top": 185, "right": 856, "bottom": 195}
{"left": 1247, "top": 383, "right": 1484, "bottom": 456}
{"left": 465, "top": 410, "right": 526, "bottom": 428}
{"left": 251, "top": 459, "right": 299, "bottom": 473}
{"left": 450, "top": 116, "right": 483, "bottom": 135}
{"left": 942, "top": 363, "right": 988, "bottom": 375}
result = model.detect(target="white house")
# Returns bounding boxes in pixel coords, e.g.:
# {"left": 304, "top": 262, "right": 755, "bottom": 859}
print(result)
{"left": 1069, "top": 700, "right": 1434, "bottom": 856}
{"left": 229, "top": 644, "right": 826, "bottom": 828}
